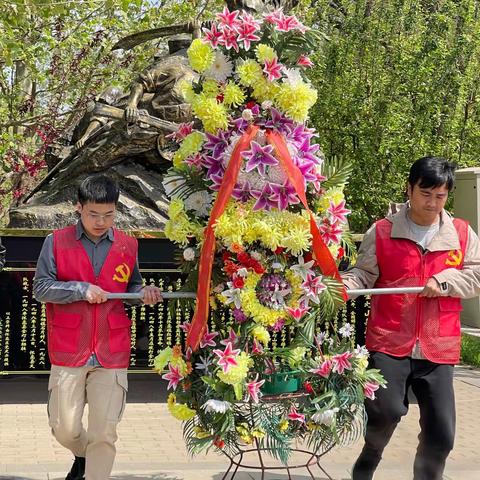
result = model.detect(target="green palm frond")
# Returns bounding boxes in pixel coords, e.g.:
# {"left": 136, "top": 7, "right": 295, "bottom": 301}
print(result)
{"left": 340, "top": 230, "right": 357, "bottom": 262}
{"left": 277, "top": 28, "right": 329, "bottom": 63}
{"left": 317, "top": 276, "right": 346, "bottom": 324}
{"left": 322, "top": 155, "right": 353, "bottom": 189}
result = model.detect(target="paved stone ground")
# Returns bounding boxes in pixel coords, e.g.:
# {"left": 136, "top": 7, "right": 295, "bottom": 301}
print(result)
{"left": 0, "top": 366, "right": 479, "bottom": 480}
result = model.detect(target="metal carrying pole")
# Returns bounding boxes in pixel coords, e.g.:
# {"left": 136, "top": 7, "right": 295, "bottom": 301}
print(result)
{"left": 105, "top": 287, "right": 424, "bottom": 301}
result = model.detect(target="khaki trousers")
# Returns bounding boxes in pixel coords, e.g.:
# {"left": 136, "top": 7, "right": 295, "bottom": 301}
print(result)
{"left": 47, "top": 365, "right": 128, "bottom": 480}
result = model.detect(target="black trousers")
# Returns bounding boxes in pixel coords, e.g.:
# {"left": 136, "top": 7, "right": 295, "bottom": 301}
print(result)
{"left": 352, "top": 352, "right": 455, "bottom": 480}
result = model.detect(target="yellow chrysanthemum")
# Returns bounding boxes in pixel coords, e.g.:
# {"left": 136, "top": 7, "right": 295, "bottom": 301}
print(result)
{"left": 173, "top": 131, "right": 205, "bottom": 168}
{"left": 316, "top": 187, "right": 345, "bottom": 214}
{"left": 252, "top": 77, "right": 280, "bottom": 103}
{"left": 279, "top": 419, "right": 289, "bottom": 432}
{"left": 187, "top": 38, "right": 215, "bottom": 73}
{"left": 202, "top": 79, "right": 220, "bottom": 97}
{"left": 194, "top": 425, "right": 211, "bottom": 439}
{"left": 236, "top": 423, "right": 253, "bottom": 444}
{"left": 179, "top": 80, "right": 196, "bottom": 103}
{"left": 164, "top": 199, "right": 200, "bottom": 246}
{"left": 356, "top": 356, "right": 369, "bottom": 374}
{"left": 153, "top": 348, "right": 173, "bottom": 373}
{"left": 217, "top": 352, "right": 252, "bottom": 385}
{"left": 252, "top": 325, "right": 270, "bottom": 345}
{"left": 192, "top": 96, "right": 229, "bottom": 133}
{"left": 237, "top": 59, "right": 264, "bottom": 87}
{"left": 223, "top": 82, "right": 246, "bottom": 108}
{"left": 255, "top": 44, "right": 277, "bottom": 62}
{"left": 170, "top": 356, "right": 189, "bottom": 376}
{"left": 328, "top": 243, "right": 340, "bottom": 259}
{"left": 282, "top": 225, "right": 312, "bottom": 256}
{"left": 168, "top": 198, "right": 186, "bottom": 219}
{"left": 275, "top": 81, "right": 318, "bottom": 122}
{"left": 167, "top": 393, "right": 197, "bottom": 421}
{"left": 251, "top": 427, "right": 266, "bottom": 439}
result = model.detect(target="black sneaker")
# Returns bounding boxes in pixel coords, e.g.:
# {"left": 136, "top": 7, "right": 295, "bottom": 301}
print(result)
{"left": 65, "top": 456, "right": 85, "bottom": 480}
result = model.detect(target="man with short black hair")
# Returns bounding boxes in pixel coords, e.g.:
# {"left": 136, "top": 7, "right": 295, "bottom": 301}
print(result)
{"left": 343, "top": 156, "right": 480, "bottom": 480}
{"left": 34, "top": 174, "right": 162, "bottom": 480}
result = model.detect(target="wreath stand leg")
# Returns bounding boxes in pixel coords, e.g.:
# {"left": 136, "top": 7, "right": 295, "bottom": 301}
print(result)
{"left": 220, "top": 441, "right": 335, "bottom": 480}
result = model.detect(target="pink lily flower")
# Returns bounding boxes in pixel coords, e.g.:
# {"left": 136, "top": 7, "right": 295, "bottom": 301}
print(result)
{"left": 311, "top": 359, "right": 333, "bottom": 378}
{"left": 252, "top": 339, "right": 264, "bottom": 354}
{"left": 286, "top": 306, "right": 308, "bottom": 321}
{"left": 332, "top": 352, "right": 353, "bottom": 375}
{"left": 216, "top": 6, "right": 240, "bottom": 29}
{"left": 263, "top": 57, "right": 283, "bottom": 81}
{"left": 246, "top": 375, "right": 265, "bottom": 403}
{"left": 240, "top": 11, "right": 262, "bottom": 30}
{"left": 263, "top": 9, "right": 284, "bottom": 25}
{"left": 213, "top": 341, "right": 241, "bottom": 373}
{"left": 165, "top": 122, "right": 194, "bottom": 142}
{"left": 297, "top": 55, "right": 314, "bottom": 68}
{"left": 237, "top": 24, "right": 260, "bottom": 51}
{"left": 162, "top": 364, "right": 183, "bottom": 390}
{"left": 219, "top": 27, "right": 239, "bottom": 52}
{"left": 364, "top": 382, "right": 380, "bottom": 400}
{"left": 327, "top": 200, "right": 351, "bottom": 225}
{"left": 319, "top": 220, "right": 343, "bottom": 244}
{"left": 220, "top": 328, "right": 239, "bottom": 346}
{"left": 179, "top": 321, "right": 191, "bottom": 334}
{"left": 200, "top": 327, "right": 220, "bottom": 349}
{"left": 287, "top": 405, "right": 305, "bottom": 423}
{"left": 202, "top": 23, "right": 223, "bottom": 47}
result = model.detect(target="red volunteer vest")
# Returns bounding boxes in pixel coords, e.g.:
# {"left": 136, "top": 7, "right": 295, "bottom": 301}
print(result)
{"left": 46, "top": 225, "right": 137, "bottom": 368}
{"left": 367, "top": 218, "right": 468, "bottom": 364}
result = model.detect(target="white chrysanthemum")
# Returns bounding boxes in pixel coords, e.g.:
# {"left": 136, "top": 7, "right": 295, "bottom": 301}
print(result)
{"left": 183, "top": 247, "right": 195, "bottom": 261}
{"left": 205, "top": 51, "right": 233, "bottom": 82}
{"left": 162, "top": 174, "right": 186, "bottom": 198}
{"left": 237, "top": 170, "right": 264, "bottom": 190}
{"left": 202, "top": 399, "right": 232, "bottom": 414}
{"left": 183, "top": 191, "right": 213, "bottom": 217}
{"left": 283, "top": 67, "right": 304, "bottom": 86}
{"left": 311, "top": 408, "right": 339, "bottom": 426}
{"left": 266, "top": 165, "right": 287, "bottom": 184}
{"left": 222, "top": 134, "right": 240, "bottom": 168}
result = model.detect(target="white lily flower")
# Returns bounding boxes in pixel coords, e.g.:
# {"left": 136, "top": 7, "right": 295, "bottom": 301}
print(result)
{"left": 202, "top": 399, "right": 232, "bottom": 414}
{"left": 291, "top": 256, "right": 315, "bottom": 281}
{"left": 311, "top": 408, "right": 339, "bottom": 426}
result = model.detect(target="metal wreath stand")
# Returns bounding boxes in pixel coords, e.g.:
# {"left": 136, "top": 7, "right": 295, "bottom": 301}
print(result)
{"left": 108, "top": 287, "right": 424, "bottom": 479}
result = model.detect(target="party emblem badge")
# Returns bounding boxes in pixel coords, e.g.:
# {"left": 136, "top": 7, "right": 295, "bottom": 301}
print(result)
{"left": 113, "top": 263, "right": 131, "bottom": 283}
{"left": 445, "top": 249, "right": 463, "bottom": 267}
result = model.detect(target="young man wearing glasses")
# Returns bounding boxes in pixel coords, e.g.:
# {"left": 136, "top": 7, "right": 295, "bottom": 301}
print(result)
{"left": 34, "top": 174, "right": 162, "bottom": 480}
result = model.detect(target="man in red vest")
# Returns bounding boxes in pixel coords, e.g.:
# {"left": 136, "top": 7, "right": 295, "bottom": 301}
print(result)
{"left": 34, "top": 175, "right": 163, "bottom": 480}
{"left": 342, "top": 157, "right": 480, "bottom": 480}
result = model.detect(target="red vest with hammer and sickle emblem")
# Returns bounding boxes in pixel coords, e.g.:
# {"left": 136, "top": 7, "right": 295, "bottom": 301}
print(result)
{"left": 366, "top": 218, "right": 468, "bottom": 364}
{"left": 46, "top": 225, "right": 137, "bottom": 368}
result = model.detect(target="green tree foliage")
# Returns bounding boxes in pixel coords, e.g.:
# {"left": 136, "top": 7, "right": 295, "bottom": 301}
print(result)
{"left": 297, "top": 0, "right": 480, "bottom": 231}
{"left": 0, "top": 0, "right": 222, "bottom": 221}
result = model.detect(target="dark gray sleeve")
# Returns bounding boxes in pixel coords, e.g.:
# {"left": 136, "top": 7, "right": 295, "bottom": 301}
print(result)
{"left": 33, "top": 234, "right": 90, "bottom": 304}
{"left": 126, "top": 258, "right": 144, "bottom": 305}
{"left": 0, "top": 237, "right": 5, "bottom": 271}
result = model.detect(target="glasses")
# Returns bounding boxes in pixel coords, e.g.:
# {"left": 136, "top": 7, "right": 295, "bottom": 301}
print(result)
{"left": 85, "top": 212, "right": 116, "bottom": 222}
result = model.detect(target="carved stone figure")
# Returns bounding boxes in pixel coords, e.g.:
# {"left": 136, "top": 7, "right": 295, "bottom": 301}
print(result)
{"left": 9, "top": 35, "right": 196, "bottom": 231}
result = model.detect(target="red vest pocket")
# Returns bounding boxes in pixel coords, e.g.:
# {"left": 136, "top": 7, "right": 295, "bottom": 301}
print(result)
{"left": 438, "top": 297, "right": 462, "bottom": 337}
{"left": 108, "top": 313, "right": 132, "bottom": 353}
{"left": 370, "top": 294, "right": 405, "bottom": 331}
{"left": 50, "top": 313, "right": 81, "bottom": 353}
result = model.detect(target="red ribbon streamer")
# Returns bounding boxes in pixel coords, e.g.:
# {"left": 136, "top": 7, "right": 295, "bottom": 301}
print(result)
{"left": 265, "top": 130, "right": 346, "bottom": 293}
{"left": 187, "top": 126, "right": 345, "bottom": 352}
{"left": 187, "top": 125, "right": 260, "bottom": 351}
